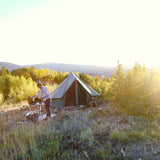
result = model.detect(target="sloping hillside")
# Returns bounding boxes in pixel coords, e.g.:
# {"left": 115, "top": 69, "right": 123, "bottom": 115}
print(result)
{"left": 24, "top": 63, "right": 114, "bottom": 77}
{"left": 0, "top": 62, "right": 20, "bottom": 71}
{"left": 0, "top": 62, "right": 114, "bottom": 77}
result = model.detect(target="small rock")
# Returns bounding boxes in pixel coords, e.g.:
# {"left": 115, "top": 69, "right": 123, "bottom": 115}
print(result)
{"left": 129, "top": 116, "right": 134, "bottom": 119}
{"left": 131, "top": 122, "right": 136, "bottom": 125}
{"left": 119, "top": 119, "right": 128, "bottom": 124}
{"left": 112, "top": 148, "right": 117, "bottom": 154}
{"left": 152, "top": 151, "right": 158, "bottom": 155}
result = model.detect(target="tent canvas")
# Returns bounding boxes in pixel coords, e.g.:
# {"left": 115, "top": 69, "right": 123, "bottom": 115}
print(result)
{"left": 50, "top": 72, "right": 100, "bottom": 109}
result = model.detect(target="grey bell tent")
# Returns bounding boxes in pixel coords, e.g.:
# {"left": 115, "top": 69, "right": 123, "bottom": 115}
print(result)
{"left": 50, "top": 72, "right": 100, "bottom": 109}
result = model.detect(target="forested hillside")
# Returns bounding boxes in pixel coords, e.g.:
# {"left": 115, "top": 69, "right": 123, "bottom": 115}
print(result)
{"left": 0, "top": 63, "right": 160, "bottom": 118}
{"left": 0, "top": 62, "right": 114, "bottom": 77}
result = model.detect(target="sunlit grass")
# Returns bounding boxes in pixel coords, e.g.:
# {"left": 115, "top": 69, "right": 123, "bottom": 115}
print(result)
{"left": 0, "top": 106, "right": 160, "bottom": 160}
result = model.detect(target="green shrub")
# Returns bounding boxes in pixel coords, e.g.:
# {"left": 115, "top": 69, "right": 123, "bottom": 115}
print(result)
{"left": 109, "top": 63, "right": 160, "bottom": 118}
{"left": 110, "top": 130, "right": 129, "bottom": 142}
{"left": 95, "top": 147, "right": 109, "bottom": 159}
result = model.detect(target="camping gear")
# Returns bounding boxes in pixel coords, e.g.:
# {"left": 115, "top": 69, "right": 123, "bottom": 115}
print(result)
{"left": 88, "top": 96, "right": 97, "bottom": 107}
{"left": 50, "top": 72, "right": 100, "bottom": 109}
{"left": 28, "top": 96, "right": 43, "bottom": 105}
{"left": 25, "top": 111, "right": 39, "bottom": 122}
{"left": 28, "top": 96, "right": 44, "bottom": 116}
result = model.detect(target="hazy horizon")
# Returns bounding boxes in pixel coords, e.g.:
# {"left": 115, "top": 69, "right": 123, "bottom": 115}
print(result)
{"left": 0, "top": 60, "right": 116, "bottom": 68}
{"left": 0, "top": 0, "right": 160, "bottom": 69}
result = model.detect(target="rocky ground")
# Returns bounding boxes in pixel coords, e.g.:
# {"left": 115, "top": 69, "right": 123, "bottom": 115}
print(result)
{"left": 0, "top": 103, "right": 160, "bottom": 160}
{"left": 58, "top": 104, "right": 160, "bottom": 160}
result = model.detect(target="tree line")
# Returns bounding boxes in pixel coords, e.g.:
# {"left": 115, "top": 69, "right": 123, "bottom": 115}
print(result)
{"left": 0, "top": 63, "right": 160, "bottom": 118}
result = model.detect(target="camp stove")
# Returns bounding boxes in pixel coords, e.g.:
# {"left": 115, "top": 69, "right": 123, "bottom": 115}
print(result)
{"left": 28, "top": 96, "right": 43, "bottom": 105}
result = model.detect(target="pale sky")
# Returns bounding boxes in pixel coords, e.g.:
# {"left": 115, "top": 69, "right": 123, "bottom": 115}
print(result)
{"left": 0, "top": 0, "right": 160, "bottom": 68}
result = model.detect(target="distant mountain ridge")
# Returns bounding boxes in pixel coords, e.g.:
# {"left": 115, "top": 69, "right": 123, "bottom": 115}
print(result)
{"left": 0, "top": 62, "right": 114, "bottom": 77}
{"left": 0, "top": 62, "right": 20, "bottom": 71}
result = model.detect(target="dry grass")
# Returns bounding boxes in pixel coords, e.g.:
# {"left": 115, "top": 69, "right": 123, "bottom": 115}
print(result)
{"left": 0, "top": 100, "right": 28, "bottom": 112}
{"left": 0, "top": 104, "right": 160, "bottom": 160}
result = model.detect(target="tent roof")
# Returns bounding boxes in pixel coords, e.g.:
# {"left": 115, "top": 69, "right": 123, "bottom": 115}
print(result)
{"left": 50, "top": 72, "right": 100, "bottom": 99}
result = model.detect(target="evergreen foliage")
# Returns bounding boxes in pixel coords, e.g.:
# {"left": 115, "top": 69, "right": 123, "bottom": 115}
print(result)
{"left": 1, "top": 63, "right": 160, "bottom": 117}
{"left": 110, "top": 63, "right": 160, "bottom": 117}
